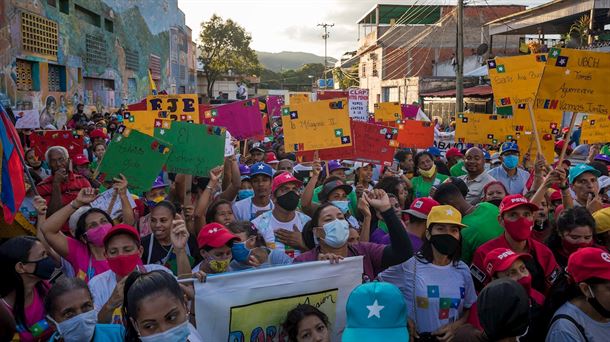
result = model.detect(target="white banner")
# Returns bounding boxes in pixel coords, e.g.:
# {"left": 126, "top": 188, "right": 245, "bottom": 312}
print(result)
{"left": 194, "top": 256, "right": 364, "bottom": 342}
{"left": 14, "top": 109, "right": 40, "bottom": 129}
{"left": 348, "top": 89, "right": 369, "bottom": 121}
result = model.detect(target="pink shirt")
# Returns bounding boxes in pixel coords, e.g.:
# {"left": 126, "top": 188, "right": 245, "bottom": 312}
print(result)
{"left": 3, "top": 285, "right": 54, "bottom": 342}
{"left": 66, "top": 237, "right": 110, "bottom": 281}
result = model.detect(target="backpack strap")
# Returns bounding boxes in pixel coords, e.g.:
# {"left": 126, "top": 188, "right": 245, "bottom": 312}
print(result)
{"left": 549, "top": 314, "right": 589, "bottom": 342}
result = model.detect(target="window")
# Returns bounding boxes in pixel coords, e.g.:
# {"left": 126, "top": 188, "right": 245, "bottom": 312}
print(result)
{"left": 75, "top": 4, "right": 100, "bottom": 27}
{"left": 361, "top": 63, "right": 366, "bottom": 77}
{"left": 85, "top": 34, "right": 106, "bottom": 66}
{"left": 149, "top": 54, "right": 161, "bottom": 80}
{"left": 21, "top": 11, "right": 58, "bottom": 60}
{"left": 16, "top": 59, "right": 40, "bottom": 91}
{"left": 48, "top": 64, "right": 66, "bottom": 92}
{"left": 104, "top": 18, "right": 113, "bottom": 33}
{"left": 178, "top": 86, "right": 186, "bottom": 94}
{"left": 59, "top": 0, "right": 69, "bottom": 14}
{"left": 125, "top": 48, "right": 139, "bottom": 71}
{"left": 372, "top": 61, "right": 378, "bottom": 77}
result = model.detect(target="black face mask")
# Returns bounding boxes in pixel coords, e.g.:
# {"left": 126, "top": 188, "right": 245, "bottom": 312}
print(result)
{"left": 486, "top": 199, "right": 502, "bottom": 207}
{"left": 276, "top": 191, "right": 300, "bottom": 211}
{"left": 429, "top": 234, "right": 460, "bottom": 256}
{"left": 588, "top": 288, "right": 610, "bottom": 318}
{"left": 27, "top": 256, "right": 56, "bottom": 280}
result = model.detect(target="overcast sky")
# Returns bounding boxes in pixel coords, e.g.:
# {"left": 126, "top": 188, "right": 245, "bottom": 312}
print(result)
{"left": 178, "top": 0, "right": 550, "bottom": 59}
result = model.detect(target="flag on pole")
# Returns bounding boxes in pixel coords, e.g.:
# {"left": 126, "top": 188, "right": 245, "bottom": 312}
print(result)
{"left": 148, "top": 69, "right": 158, "bottom": 95}
{"left": 0, "top": 104, "right": 26, "bottom": 223}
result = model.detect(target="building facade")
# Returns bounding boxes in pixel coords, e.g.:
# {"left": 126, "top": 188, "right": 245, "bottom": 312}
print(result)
{"left": 0, "top": 0, "right": 196, "bottom": 125}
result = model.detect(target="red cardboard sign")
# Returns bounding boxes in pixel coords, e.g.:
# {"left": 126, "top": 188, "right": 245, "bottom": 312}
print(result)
{"left": 29, "top": 130, "right": 84, "bottom": 160}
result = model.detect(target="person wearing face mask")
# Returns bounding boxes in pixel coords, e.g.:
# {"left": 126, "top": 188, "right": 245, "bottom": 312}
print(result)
{"left": 458, "top": 147, "right": 496, "bottom": 204}
{"left": 0, "top": 236, "right": 58, "bottom": 342}
{"left": 546, "top": 248, "right": 610, "bottom": 342}
{"left": 471, "top": 194, "right": 561, "bottom": 293}
{"left": 138, "top": 176, "right": 170, "bottom": 237}
{"left": 487, "top": 142, "right": 530, "bottom": 195}
{"left": 412, "top": 151, "right": 449, "bottom": 199}
{"left": 482, "top": 181, "right": 509, "bottom": 207}
{"left": 90, "top": 223, "right": 183, "bottom": 324}
{"left": 45, "top": 278, "right": 124, "bottom": 342}
{"left": 303, "top": 176, "right": 358, "bottom": 226}
{"left": 307, "top": 160, "right": 359, "bottom": 211}
{"left": 236, "top": 164, "right": 255, "bottom": 201}
{"left": 226, "top": 221, "right": 292, "bottom": 271}
{"left": 252, "top": 172, "right": 311, "bottom": 257}
{"left": 232, "top": 162, "right": 274, "bottom": 221}
{"left": 193, "top": 222, "right": 239, "bottom": 274}
{"left": 297, "top": 189, "right": 412, "bottom": 281}
{"left": 593, "top": 207, "right": 610, "bottom": 251}
{"left": 547, "top": 207, "right": 599, "bottom": 268}
{"left": 378, "top": 205, "right": 476, "bottom": 341}
{"left": 123, "top": 270, "right": 203, "bottom": 342}
{"left": 447, "top": 148, "right": 466, "bottom": 176}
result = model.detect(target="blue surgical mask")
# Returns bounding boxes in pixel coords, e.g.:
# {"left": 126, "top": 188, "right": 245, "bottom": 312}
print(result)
{"left": 231, "top": 242, "right": 250, "bottom": 263}
{"left": 140, "top": 320, "right": 190, "bottom": 342}
{"left": 47, "top": 309, "right": 97, "bottom": 342}
{"left": 321, "top": 219, "right": 349, "bottom": 248}
{"left": 502, "top": 155, "right": 519, "bottom": 169}
{"left": 331, "top": 200, "right": 350, "bottom": 214}
{"left": 237, "top": 189, "right": 255, "bottom": 201}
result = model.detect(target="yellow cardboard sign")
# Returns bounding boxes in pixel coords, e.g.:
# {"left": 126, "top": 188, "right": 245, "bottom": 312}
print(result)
{"left": 510, "top": 107, "right": 562, "bottom": 162}
{"left": 488, "top": 54, "right": 546, "bottom": 109}
{"left": 282, "top": 99, "right": 352, "bottom": 152}
{"left": 374, "top": 102, "right": 402, "bottom": 122}
{"left": 124, "top": 94, "right": 200, "bottom": 136}
{"left": 228, "top": 290, "right": 337, "bottom": 341}
{"left": 455, "top": 113, "right": 515, "bottom": 145}
{"left": 289, "top": 93, "right": 310, "bottom": 106}
{"left": 581, "top": 115, "right": 610, "bottom": 144}
{"left": 535, "top": 48, "right": 610, "bottom": 115}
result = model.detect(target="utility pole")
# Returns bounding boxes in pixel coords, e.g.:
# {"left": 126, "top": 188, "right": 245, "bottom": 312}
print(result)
{"left": 318, "top": 23, "right": 334, "bottom": 83}
{"left": 456, "top": 0, "right": 464, "bottom": 113}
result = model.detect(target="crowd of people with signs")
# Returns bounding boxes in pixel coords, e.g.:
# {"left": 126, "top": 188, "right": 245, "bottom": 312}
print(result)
{"left": 1, "top": 47, "right": 610, "bottom": 342}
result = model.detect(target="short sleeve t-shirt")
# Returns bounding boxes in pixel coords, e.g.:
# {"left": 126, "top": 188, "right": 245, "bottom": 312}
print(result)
{"left": 547, "top": 302, "right": 610, "bottom": 342}
{"left": 378, "top": 257, "right": 477, "bottom": 334}
{"left": 460, "top": 202, "right": 504, "bottom": 264}
{"left": 252, "top": 211, "right": 311, "bottom": 258}
{"left": 66, "top": 237, "right": 110, "bottom": 281}
{"left": 232, "top": 197, "right": 273, "bottom": 221}
{"left": 4, "top": 285, "right": 54, "bottom": 342}
{"left": 140, "top": 235, "right": 201, "bottom": 275}
{"left": 411, "top": 174, "right": 449, "bottom": 198}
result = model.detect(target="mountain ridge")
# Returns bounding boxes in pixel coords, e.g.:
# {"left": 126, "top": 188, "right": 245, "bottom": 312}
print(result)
{"left": 256, "top": 51, "right": 337, "bottom": 71}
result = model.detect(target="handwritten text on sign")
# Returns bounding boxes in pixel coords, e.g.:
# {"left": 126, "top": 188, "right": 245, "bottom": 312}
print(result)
{"left": 535, "top": 48, "right": 610, "bottom": 115}
{"left": 349, "top": 89, "right": 369, "bottom": 121}
{"left": 487, "top": 54, "right": 546, "bottom": 108}
{"left": 282, "top": 99, "right": 352, "bottom": 152}
{"left": 581, "top": 115, "right": 610, "bottom": 144}
{"left": 454, "top": 113, "right": 515, "bottom": 145}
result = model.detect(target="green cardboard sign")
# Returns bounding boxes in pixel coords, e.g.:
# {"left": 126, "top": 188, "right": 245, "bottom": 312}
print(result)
{"left": 97, "top": 129, "right": 172, "bottom": 193}
{"left": 154, "top": 121, "right": 225, "bottom": 176}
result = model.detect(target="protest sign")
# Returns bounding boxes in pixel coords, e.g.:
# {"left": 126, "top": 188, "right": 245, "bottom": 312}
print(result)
{"left": 97, "top": 129, "right": 171, "bottom": 193}
{"left": 581, "top": 115, "right": 610, "bottom": 144}
{"left": 487, "top": 54, "right": 546, "bottom": 114}
{"left": 374, "top": 102, "right": 402, "bottom": 122}
{"left": 124, "top": 94, "right": 200, "bottom": 136}
{"left": 154, "top": 121, "right": 225, "bottom": 176}
{"left": 348, "top": 89, "right": 369, "bottom": 121}
{"left": 194, "top": 257, "right": 363, "bottom": 341}
{"left": 29, "top": 130, "right": 84, "bottom": 159}
{"left": 535, "top": 48, "right": 610, "bottom": 115}
{"left": 317, "top": 90, "right": 349, "bottom": 100}
{"left": 14, "top": 109, "right": 40, "bottom": 129}
{"left": 455, "top": 113, "right": 515, "bottom": 145}
{"left": 224, "top": 130, "right": 235, "bottom": 157}
{"left": 289, "top": 93, "right": 310, "bottom": 105}
{"left": 402, "top": 104, "right": 420, "bottom": 119}
{"left": 203, "top": 98, "right": 264, "bottom": 140}
{"left": 396, "top": 120, "right": 434, "bottom": 148}
{"left": 296, "top": 147, "right": 353, "bottom": 163}
{"left": 282, "top": 99, "right": 352, "bottom": 152}
{"left": 350, "top": 120, "right": 397, "bottom": 165}
{"left": 510, "top": 107, "right": 562, "bottom": 162}
{"left": 265, "top": 95, "right": 284, "bottom": 118}
{"left": 90, "top": 188, "right": 136, "bottom": 219}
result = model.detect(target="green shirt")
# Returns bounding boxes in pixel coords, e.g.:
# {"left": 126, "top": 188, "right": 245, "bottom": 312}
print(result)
{"left": 312, "top": 184, "right": 358, "bottom": 215}
{"left": 460, "top": 202, "right": 505, "bottom": 264}
{"left": 411, "top": 173, "right": 449, "bottom": 198}
{"left": 450, "top": 160, "right": 467, "bottom": 177}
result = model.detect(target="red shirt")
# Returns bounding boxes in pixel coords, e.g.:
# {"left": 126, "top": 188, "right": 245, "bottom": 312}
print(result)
{"left": 470, "top": 234, "right": 561, "bottom": 293}
{"left": 37, "top": 172, "right": 91, "bottom": 206}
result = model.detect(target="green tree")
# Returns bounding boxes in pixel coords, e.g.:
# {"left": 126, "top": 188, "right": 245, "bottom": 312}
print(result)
{"left": 198, "top": 15, "right": 262, "bottom": 97}
{"left": 332, "top": 65, "right": 359, "bottom": 89}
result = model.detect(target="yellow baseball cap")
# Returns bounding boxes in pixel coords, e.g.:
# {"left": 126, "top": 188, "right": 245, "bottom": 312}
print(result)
{"left": 593, "top": 208, "right": 610, "bottom": 235}
{"left": 426, "top": 205, "right": 467, "bottom": 228}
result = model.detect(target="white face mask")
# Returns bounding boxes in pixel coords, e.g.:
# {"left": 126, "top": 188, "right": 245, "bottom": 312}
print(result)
{"left": 47, "top": 309, "right": 97, "bottom": 342}
{"left": 139, "top": 319, "right": 190, "bottom": 342}
{"left": 321, "top": 219, "right": 349, "bottom": 248}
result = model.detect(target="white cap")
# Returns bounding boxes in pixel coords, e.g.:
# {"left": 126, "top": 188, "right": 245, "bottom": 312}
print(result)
{"left": 69, "top": 206, "right": 91, "bottom": 236}
{"left": 599, "top": 175, "right": 610, "bottom": 191}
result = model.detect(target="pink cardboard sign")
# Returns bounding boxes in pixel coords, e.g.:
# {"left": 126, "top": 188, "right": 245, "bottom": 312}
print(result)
{"left": 203, "top": 98, "right": 264, "bottom": 140}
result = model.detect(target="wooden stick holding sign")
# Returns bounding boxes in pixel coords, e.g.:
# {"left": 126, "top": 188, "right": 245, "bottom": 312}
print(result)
{"left": 558, "top": 112, "right": 577, "bottom": 166}
{"left": 527, "top": 103, "right": 543, "bottom": 155}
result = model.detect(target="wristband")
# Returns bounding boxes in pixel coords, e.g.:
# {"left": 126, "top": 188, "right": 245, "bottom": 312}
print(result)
{"left": 70, "top": 201, "right": 80, "bottom": 210}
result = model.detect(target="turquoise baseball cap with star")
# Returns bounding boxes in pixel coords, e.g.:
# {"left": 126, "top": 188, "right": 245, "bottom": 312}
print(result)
{"left": 568, "top": 163, "right": 601, "bottom": 184}
{"left": 342, "top": 282, "right": 409, "bottom": 342}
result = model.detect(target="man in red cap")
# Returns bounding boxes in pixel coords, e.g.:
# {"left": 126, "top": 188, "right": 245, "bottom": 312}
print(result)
{"left": 445, "top": 147, "right": 464, "bottom": 170}
{"left": 194, "top": 222, "right": 239, "bottom": 274}
{"left": 471, "top": 194, "right": 561, "bottom": 293}
{"left": 90, "top": 222, "right": 190, "bottom": 323}
{"left": 252, "top": 171, "right": 311, "bottom": 258}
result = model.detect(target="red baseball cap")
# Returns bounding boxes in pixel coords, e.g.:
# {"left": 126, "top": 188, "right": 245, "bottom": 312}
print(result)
{"left": 265, "top": 152, "right": 279, "bottom": 164}
{"left": 567, "top": 247, "right": 610, "bottom": 283}
{"left": 549, "top": 189, "right": 562, "bottom": 202}
{"left": 90, "top": 129, "right": 107, "bottom": 139}
{"left": 197, "top": 223, "right": 238, "bottom": 249}
{"left": 403, "top": 197, "right": 439, "bottom": 219}
{"left": 483, "top": 248, "right": 532, "bottom": 277}
{"left": 272, "top": 171, "right": 303, "bottom": 194}
{"left": 499, "top": 194, "right": 539, "bottom": 215}
{"left": 103, "top": 223, "right": 141, "bottom": 245}
{"left": 445, "top": 148, "right": 463, "bottom": 158}
{"left": 73, "top": 154, "right": 89, "bottom": 166}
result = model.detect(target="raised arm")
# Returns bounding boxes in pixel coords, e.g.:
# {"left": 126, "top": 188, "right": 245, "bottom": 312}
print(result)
{"left": 113, "top": 174, "right": 135, "bottom": 226}
{"left": 301, "top": 160, "right": 322, "bottom": 217}
{"left": 33, "top": 196, "right": 61, "bottom": 263}
{"left": 193, "top": 166, "right": 222, "bottom": 234}
{"left": 218, "top": 155, "right": 241, "bottom": 201}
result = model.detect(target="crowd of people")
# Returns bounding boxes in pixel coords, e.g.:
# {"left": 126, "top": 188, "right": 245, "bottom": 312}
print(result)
{"left": 1, "top": 103, "right": 609, "bottom": 342}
